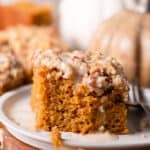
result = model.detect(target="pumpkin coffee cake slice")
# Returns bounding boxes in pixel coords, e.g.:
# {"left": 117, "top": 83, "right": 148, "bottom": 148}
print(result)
{"left": 31, "top": 49, "right": 129, "bottom": 134}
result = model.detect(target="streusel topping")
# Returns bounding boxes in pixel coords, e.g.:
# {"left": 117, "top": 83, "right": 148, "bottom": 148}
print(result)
{"left": 33, "top": 49, "right": 129, "bottom": 101}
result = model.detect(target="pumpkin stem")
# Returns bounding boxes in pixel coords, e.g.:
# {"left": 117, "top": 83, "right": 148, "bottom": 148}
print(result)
{"left": 147, "top": 0, "right": 150, "bottom": 12}
{"left": 123, "top": 0, "right": 150, "bottom": 13}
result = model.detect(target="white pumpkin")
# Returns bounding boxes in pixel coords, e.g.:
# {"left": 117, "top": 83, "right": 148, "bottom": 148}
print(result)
{"left": 59, "top": 0, "right": 123, "bottom": 49}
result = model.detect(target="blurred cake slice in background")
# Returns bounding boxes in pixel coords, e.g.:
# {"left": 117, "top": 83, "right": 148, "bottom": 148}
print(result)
{"left": 0, "top": 50, "right": 24, "bottom": 95}
{"left": 0, "top": 25, "right": 68, "bottom": 82}
{"left": 0, "top": 1, "right": 53, "bottom": 29}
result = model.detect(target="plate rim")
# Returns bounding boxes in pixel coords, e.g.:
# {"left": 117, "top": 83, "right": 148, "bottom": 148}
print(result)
{"left": 0, "top": 85, "right": 150, "bottom": 148}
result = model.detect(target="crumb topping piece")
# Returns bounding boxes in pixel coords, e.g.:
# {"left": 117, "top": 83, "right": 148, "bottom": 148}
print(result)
{"left": 51, "top": 127, "right": 62, "bottom": 148}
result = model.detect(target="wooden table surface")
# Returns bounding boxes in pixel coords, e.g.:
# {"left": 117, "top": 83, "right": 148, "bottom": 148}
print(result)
{"left": 2, "top": 128, "right": 150, "bottom": 150}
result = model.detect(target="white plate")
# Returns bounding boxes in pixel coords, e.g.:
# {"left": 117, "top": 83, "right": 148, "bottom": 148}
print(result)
{"left": 0, "top": 85, "right": 150, "bottom": 149}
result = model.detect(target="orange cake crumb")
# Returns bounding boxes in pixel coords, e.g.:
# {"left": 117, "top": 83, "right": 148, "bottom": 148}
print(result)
{"left": 51, "top": 127, "right": 62, "bottom": 148}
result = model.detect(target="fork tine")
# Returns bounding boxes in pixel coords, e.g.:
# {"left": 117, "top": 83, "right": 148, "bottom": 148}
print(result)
{"left": 138, "top": 87, "right": 149, "bottom": 111}
{"left": 133, "top": 84, "right": 136, "bottom": 102}
{"left": 132, "top": 82, "right": 138, "bottom": 104}
{"left": 136, "top": 81, "right": 150, "bottom": 125}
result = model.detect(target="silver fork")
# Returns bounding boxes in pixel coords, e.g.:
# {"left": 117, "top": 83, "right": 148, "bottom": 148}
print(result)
{"left": 131, "top": 83, "right": 150, "bottom": 125}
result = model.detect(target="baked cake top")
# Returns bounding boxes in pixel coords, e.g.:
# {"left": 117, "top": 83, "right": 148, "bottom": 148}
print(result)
{"left": 33, "top": 49, "right": 129, "bottom": 101}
